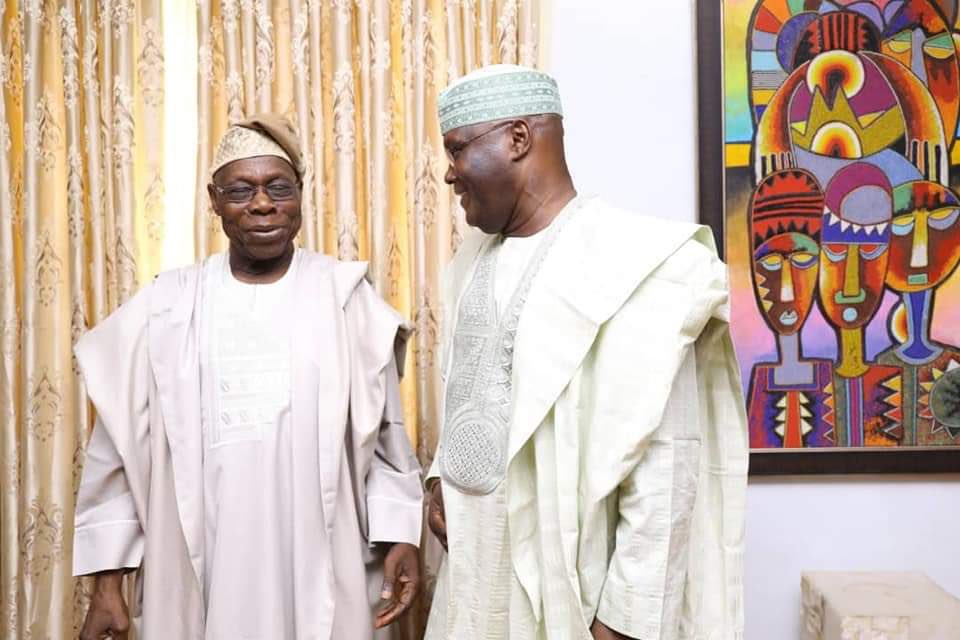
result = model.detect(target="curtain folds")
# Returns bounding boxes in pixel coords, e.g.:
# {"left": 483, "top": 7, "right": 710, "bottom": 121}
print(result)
{"left": 0, "top": 1, "right": 165, "bottom": 637}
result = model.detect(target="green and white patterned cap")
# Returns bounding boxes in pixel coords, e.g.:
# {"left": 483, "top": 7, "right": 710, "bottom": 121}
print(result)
{"left": 438, "top": 64, "right": 563, "bottom": 135}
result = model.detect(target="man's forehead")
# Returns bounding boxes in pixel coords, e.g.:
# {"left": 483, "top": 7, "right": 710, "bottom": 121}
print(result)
{"left": 215, "top": 155, "right": 296, "bottom": 180}
{"left": 444, "top": 121, "right": 488, "bottom": 143}
{"left": 444, "top": 117, "right": 526, "bottom": 144}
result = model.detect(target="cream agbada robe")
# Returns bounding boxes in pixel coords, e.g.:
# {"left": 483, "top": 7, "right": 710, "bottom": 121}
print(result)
{"left": 72, "top": 250, "right": 423, "bottom": 639}
{"left": 429, "top": 198, "right": 749, "bottom": 640}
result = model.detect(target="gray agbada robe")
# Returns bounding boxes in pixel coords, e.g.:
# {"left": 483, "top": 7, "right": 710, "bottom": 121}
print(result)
{"left": 72, "top": 250, "right": 423, "bottom": 639}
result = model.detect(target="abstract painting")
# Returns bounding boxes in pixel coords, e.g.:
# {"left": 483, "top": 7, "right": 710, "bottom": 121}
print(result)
{"left": 719, "top": 0, "right": 960, "bottom": 471}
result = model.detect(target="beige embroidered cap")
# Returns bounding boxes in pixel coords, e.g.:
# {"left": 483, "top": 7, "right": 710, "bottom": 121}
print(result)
{"left": 211, "top": 113, "right": 304, "bottom": 178}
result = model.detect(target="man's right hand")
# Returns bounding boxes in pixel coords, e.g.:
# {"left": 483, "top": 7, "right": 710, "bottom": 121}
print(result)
{"left": 79, "top": 570, "right": 130, "bottom": 640}
{"left": 427, "top": 479, "right": 448, "bottom": 551}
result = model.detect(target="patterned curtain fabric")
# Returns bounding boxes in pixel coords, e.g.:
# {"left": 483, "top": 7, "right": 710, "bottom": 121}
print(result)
{"left": 195, "top": 0, "right": 539, "bottom": 461}
{"left": 0, "top": 1, "right": 165, "bottom": 638}
{"left": 193, "top": 5, "right": 540, "bottom": 634}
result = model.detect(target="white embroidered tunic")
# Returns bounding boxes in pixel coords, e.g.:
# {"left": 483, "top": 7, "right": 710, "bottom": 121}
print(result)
{"left": 427, "top": 223, "right": 559, "bottom": 640}
{"left": 199, "top": 252, "right": 302, "bottom": 637}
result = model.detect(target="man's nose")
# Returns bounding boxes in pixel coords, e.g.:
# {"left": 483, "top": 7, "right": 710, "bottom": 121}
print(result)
{"left": 444, "top": 164, "right": 456, "bottom": 185}
{"left": 248, "top": 187, "right": 276, "bottom": 214}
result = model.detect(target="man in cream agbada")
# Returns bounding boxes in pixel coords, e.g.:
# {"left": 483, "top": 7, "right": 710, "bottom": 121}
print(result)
{"left": 74, "top": 114, "right": 423, "bottom": 640}
{"left": 425, "top": 65, "right": 749, "bottom": 640}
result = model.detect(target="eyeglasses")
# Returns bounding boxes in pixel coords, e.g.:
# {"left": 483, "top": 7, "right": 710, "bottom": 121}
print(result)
{"left": 444, "top": 121, "right": 515, "bottom": 164}
{"left": 213, "top": 180, "right": 300, "bottom": 204}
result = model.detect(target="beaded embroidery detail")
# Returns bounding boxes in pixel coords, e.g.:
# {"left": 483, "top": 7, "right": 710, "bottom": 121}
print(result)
{"left": 440, "top": 199, "right": 581, "bottom": 494}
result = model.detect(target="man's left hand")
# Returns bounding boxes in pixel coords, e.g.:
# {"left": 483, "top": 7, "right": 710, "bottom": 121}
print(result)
{"left": 590, "top": 618, "right": 634, "bottom": 640}
{"left": 374, "top": 542, "right": 421, "bottom": 629}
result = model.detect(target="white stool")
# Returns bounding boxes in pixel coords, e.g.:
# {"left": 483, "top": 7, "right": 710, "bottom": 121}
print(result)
{"left": 801, "top": 571, "right": 960, "bottom": 640}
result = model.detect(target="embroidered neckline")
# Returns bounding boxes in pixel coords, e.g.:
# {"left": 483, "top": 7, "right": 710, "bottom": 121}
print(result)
{"left": 440, "top": 197, "right": 584, "bottom": 495}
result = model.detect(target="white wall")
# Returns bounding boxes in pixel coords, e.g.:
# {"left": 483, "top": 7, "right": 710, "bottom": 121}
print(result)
{"left": 748, "top": 475, "right": 960, "bottom": 638}
{"left": 548, "top": 2, "right": 960, "bottom": 639}
{"left": 546, "top": 0, "right": 698, "bottom": 220}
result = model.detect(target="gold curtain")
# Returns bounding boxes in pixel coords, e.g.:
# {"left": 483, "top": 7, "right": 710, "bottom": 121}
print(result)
{"left": 0, "top": 1, "right": 164, "bottom": 638}
{"left": 194, "top": 0, "right": 541, "bottom": 634}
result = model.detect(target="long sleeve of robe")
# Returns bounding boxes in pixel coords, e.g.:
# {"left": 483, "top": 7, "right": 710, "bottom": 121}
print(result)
{"left": 72, "top": 251, "right": 422, "bottom": 640}
{"left": 74, "top": 286, "right": 153, "bottom": 576}
{"left": 588, "top": 239, "right": 747, "bottom": 640}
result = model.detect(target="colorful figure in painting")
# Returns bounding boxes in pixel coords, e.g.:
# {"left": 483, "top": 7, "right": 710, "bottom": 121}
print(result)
{"left": 747, "top": 0, "right": 959, "bottom": 153}
{"left": 874, "top": 0, "right": 960, "bottom": 144}
{"left": 818, "top": 163, "right": 903, "bottom": 446}
{"left": 878, "top": 180, "right": 960, "bottom": 443}
{"left": 754, "top": 47, "right": 936, "bottom": 189}
{"left": 732, "top": 0, "right": 960, "bottom": 451}
{"left": 747, "top": 170, "right": 837, "bottom": 448}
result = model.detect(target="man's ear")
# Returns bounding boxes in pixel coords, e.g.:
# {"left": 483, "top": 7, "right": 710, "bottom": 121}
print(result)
{"left": 207, "top": 183, "right": 223, "bottom": 217}
{"left": 508, "top": 119, "right": 533, "bottom": 161}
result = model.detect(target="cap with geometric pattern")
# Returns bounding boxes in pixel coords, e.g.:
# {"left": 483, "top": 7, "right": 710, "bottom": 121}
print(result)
{"left": 437, "top": 64, "right": 563, "bottom": 135}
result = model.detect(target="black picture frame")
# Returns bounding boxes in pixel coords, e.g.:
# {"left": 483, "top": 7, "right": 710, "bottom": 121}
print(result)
{"left": 695, "top": 0, "right": 960, "bottom": 475}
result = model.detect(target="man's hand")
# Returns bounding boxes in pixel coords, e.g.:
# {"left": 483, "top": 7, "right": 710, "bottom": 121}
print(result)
{"left": 426, "top": 479, "right": 447, "bottom": 550}
{"left": 590, "top": 618, "right": 633, "bottom": 640}
{"left": 374, "top": 542, "right": 420, "bottom": 629}
{"left": 79, "top": 570, "right": 130, "bottom": 640}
